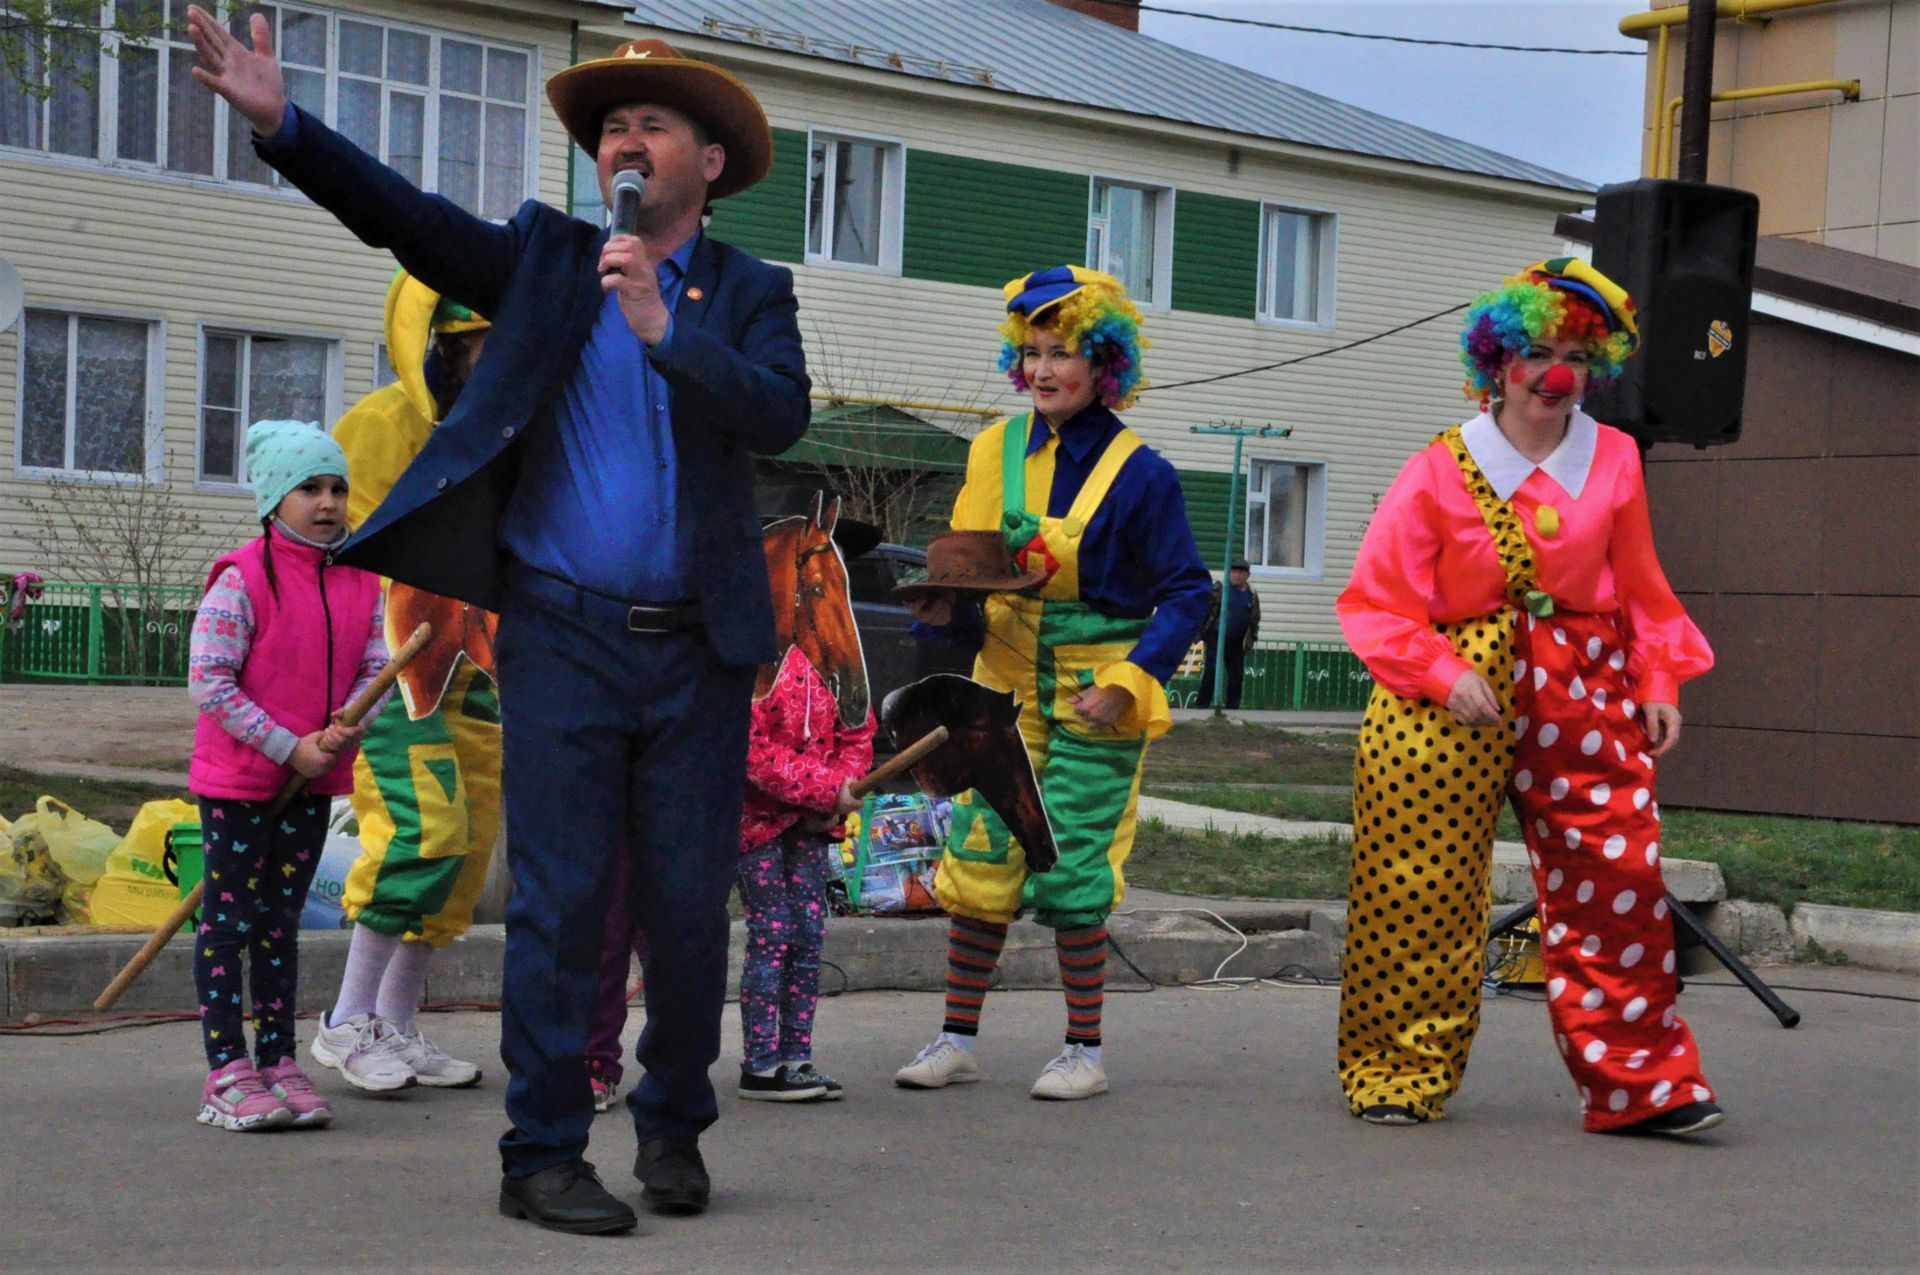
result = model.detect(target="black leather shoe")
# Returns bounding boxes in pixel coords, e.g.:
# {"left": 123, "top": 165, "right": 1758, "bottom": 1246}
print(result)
{"left": 499, "top": 1160, "right": 639, "bottom": 1235}
{"left": 634, "top": 1136, "right": 711, "bottom": 1214}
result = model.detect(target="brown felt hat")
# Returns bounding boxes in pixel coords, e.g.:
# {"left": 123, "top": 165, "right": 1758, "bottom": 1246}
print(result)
{"left": 894, "top": 531, "right": 1048, "bottom": 601}
{"left": 545, "top": 38, "right": 772, "bottom": 201}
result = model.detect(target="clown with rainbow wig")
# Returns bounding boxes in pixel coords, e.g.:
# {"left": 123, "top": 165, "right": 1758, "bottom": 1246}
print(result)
{"left": 1334, "top": 258, "right": 1724, "bottom": 1136}
{"left": 893, "top": 266, "right": 1211, "bottom": 1101}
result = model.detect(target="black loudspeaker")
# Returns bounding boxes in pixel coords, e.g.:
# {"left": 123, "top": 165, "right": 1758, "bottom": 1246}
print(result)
{"left": 1584, "top": 178, "right": 1759, "bottom": 448}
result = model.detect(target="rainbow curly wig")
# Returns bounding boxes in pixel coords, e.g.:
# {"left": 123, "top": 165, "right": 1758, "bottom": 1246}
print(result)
{"left": 1459, "top": 258, "right": 1638, "bottom": 406}
{"left": 997, "top": 266, "right": 1150, "bottom": 411}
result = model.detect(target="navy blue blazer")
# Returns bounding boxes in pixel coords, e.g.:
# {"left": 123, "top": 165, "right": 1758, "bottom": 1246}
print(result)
{"left": 254, "top": 107, "right": 810, "bottom": 668}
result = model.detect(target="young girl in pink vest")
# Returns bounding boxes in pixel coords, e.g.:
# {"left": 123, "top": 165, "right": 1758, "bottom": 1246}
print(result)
{"left": 186, "top": 419, "right": 390, "bottom": 1131}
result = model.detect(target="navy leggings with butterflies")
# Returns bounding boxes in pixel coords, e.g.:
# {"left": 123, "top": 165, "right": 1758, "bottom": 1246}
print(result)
{"left": 192, "top": 794, "right": 330, "bottom": 1069}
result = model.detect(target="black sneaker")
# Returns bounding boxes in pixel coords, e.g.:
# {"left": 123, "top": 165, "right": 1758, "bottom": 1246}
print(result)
{"left": 1625, "top": 1101, "right": 1725, "bottom": 1136}
{"left": 738, "top": 1063, "right": 828, "bottom": 1102}
{"left": 784, "top": 1062, "right": 844, "bottom": 1101}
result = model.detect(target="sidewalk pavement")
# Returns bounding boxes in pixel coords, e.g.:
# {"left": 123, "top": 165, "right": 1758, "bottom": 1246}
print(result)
{"left": 1, "top": 974, "right": 1913, "bottom": 1272}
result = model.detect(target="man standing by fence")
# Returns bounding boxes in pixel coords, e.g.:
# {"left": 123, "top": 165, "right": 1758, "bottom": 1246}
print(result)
{"left": 1198, "top": 561, "right": 1260, "bottom": 710}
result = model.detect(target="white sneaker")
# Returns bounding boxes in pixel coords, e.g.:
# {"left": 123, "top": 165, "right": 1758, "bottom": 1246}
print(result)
{"left": 1030, "top": 1044, "right": 1108, "bottom": 1100}
{"left": 309, "top": 1013, "right": 417, "bottom": 1093}
{"left": 391, "top": 1028, "right": 482, "bottom": 1088}
{"left": 893, "top": 1038, "right": 980, "bottom": 1089}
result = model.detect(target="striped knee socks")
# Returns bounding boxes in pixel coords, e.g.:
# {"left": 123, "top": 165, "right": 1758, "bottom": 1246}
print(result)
{"left": 942, "top": 915, "right": 1010, "bottom": 1037}
{"left": 1057, "top": 923, "right": 1108, "bottom": 1048}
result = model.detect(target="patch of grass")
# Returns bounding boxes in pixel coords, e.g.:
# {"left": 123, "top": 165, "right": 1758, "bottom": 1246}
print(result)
{"left": 1148, "top": 720, "right": 1356, "bottom": 787}
{"left": 1147, "top": 783, "right": 1353, "bottom": 825}
{"left": 1651, "top": 809, "right": 1920, "bottom": 915}
{"left": 1127, "top": 818, "right": 1352, "bottom": 900}
{"left": 0, "top": 766, "right": 191, "bottom": 830}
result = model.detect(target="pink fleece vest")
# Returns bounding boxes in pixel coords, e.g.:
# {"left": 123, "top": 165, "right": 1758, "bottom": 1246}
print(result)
{"left": 189, "top": 530, "right": 381, "bottom": 801}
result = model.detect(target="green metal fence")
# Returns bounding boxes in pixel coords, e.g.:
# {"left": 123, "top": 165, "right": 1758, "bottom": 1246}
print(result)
{"left": 1167, "top": 639, "right": 1374, "bottom": 712}
{"left": 0, "top": 581, "right": 199, "bottom": 685}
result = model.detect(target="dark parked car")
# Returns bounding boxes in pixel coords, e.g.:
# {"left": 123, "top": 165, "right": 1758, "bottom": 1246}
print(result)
{"left": 847, "top": 543, "right": 975, "bottom": 737}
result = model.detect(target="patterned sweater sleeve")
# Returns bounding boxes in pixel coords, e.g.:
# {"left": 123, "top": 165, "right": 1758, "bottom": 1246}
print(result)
{"left": 340, "top": 588, "right": 394, "bottom": 722}
{"left": 187, "top": 567, "right": 299, "bottom": 764}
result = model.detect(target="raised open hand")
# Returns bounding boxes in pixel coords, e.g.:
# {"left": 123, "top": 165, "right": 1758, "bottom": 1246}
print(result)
{"left": 185, "top": 5, "right": 286, "bottom": 138}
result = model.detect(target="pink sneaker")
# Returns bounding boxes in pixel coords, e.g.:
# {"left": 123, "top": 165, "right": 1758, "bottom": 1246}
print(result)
{"left": 197, "top": 1059, "right": 292, "bottom": 1132}
{"left": 263, "top": 1058, "right": 334, "bottom": 1129}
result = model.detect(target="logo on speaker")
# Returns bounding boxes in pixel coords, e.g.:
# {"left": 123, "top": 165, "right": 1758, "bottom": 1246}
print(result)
{"left": 1707, "top": 319, "right": 1733, "bottom": 358}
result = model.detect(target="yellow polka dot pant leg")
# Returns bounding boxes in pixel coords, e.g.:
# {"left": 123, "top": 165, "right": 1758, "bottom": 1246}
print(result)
{"left": 1338, "top": 613, "right": 1516, "bottom": 1121}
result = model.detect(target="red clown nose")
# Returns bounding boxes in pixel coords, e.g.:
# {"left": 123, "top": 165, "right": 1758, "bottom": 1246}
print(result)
{"left": 1540, "top": 363, "right": 1578, "bottom": 396}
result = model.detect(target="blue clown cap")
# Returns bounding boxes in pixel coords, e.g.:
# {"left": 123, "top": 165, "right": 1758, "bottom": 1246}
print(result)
{"left": 1003, "top": 265, "right": 1124, "bottom": 321}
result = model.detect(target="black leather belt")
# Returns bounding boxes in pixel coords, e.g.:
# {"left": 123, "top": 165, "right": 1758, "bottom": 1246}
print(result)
{"left": 623, "top": 600, "right": 702, "bottom": 633}
{"left": 506, "top": 563, "right": 703, "bottom": 634}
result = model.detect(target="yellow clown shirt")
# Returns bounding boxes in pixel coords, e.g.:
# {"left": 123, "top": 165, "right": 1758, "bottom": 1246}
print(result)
{"left": 925, "top": 402, "right": 1212, "bottom": 929}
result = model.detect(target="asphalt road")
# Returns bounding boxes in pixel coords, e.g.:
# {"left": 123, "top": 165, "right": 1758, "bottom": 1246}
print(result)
{"left": 2, "top": 970, "right": 1914, "bottom": 1273}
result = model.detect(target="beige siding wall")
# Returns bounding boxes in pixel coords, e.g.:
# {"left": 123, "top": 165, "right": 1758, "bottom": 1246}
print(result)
{"left": 1637, "top": 0, "right": 1919, "bottom": 264}
{"left": 633, "top": 44, "right": 1582, "bottom": 641}
{"left": 0, "top": 0, "right": 588, "bottom": 582}
{"left": 5, "top": 14, "right": 1581, "bottom": 648}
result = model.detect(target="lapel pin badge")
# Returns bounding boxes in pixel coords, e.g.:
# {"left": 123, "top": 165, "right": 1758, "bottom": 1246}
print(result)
{"left": 686, "top": 287, "right": 704, "bottom": 301}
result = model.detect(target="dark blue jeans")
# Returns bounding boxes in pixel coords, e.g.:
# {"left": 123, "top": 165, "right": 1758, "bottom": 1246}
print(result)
{"left": 494, "top": 576, "right": 752, "bottom": 1178}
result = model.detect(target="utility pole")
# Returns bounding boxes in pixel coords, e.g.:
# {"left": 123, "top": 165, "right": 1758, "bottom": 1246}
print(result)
{"left": 1676, "top": 0, "right": 1720, "bottom": 182}
{"left": 1188, "top": 423, "right": 1291, "bottom": 717}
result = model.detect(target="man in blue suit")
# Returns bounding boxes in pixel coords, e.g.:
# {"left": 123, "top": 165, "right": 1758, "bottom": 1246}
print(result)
{"left": 187, "top": 9, "right": 809, "bottom": 1235}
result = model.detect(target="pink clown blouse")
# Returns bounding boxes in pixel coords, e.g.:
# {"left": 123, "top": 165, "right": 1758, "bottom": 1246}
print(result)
{"left": 1338, "top": 409, "right": 1712, "bottom": 709}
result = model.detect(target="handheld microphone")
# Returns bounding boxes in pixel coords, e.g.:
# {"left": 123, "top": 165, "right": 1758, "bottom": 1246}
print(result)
{"left": 611, "top": 169, "right": 646, "bottom": 237}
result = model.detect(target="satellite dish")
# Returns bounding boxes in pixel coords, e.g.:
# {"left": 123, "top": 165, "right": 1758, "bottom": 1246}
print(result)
{"left": 0, "top": 257, "right": 22, "bottom": 335}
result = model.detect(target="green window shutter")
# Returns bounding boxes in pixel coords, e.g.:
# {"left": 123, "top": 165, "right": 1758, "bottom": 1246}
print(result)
{"left": 708, "top": 125, "right": 808, "bottom": 262}
{"left": 1171, "top": 192, "right": 1259, "bottom": 318}
{"left": 904, "top": 151, "right": 1086, "bottom": 287}
{"left": 1179, "top": 468, "right": 1249, "bottom": 571}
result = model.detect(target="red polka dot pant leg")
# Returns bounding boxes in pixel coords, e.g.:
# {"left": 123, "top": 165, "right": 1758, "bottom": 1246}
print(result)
{"left": 1508, "top": 611, "right": 1717, "bottom": 1132}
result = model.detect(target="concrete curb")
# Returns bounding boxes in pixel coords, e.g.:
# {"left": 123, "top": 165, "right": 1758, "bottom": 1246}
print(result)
{"left": 7, "top": 895, "right": 1913, "bottom": 1020}
{"left": 0, "top": 908, "right": 1345, "bottom": 1020}
{"left": 1790, "top": 903, "right": 1920, "bottom": 973}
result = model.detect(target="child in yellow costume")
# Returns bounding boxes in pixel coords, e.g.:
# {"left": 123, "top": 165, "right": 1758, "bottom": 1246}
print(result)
{"left": 893, "top": 266, "right": 1212, "bottom": 1100}
{"left": 308, "top": 272, "right": 501, "bottom": 1093}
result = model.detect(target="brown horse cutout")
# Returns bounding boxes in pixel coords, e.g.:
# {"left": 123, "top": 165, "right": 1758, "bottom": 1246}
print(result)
{"left": 385, "top": 582, "right": 497, "bottom": 720}
{"left": 880, "top": 674, "right": 1058, "bottom": 873}
{"left": 756, "top": 493, "right": 870, "bottom": 728}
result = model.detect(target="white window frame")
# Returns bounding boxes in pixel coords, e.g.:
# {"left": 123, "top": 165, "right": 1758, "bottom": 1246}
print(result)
{"left": 14, "top": 305, "right": 166, "bottom": 483}
{"left": 803, "top": 127, "right": 905, "bottom": 275}
{"left": 1256, "top": 200, "right": 1338, "bottom": 331}
{"left": 1243, "top": 456, "right": 1328, "bottom": 581}
{"left": 0, "top": 3, "right": 539, "bottom": 219}
{"left": 193, "top": 324, "right": 343, "bottom": 491}
{"left": 1087, "top": 175, "right": 1174, "bottom": 311}
{"left": 371, "top": 340, "right": 398, "bottom": 390}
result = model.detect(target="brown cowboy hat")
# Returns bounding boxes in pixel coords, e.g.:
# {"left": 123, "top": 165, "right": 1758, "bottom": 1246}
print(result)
{"left": 894, "top": 531, "right": 1048, "bottom": 602}
{"left": 545, "top": 38, "right": 772, "bottom": 201}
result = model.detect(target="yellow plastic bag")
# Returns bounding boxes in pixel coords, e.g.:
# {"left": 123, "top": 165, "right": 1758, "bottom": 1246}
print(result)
{"left": 89, "top": 799, "right": 197, "bottom": 930}
{"left": 2, "top": 796, "right": 123, "bottom": 925}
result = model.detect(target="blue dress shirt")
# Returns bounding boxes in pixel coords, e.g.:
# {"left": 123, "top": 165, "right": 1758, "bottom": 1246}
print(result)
{"left": 501, "top": 234, "right": 698, "bottom": 600}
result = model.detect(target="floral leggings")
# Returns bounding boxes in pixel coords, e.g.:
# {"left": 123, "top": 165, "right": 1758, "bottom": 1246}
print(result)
{"left": 193, "top": 793, "right": 330, "bottom": 1069}
{"left": 736, "top": 832, "right": 830, "bottom": 1071}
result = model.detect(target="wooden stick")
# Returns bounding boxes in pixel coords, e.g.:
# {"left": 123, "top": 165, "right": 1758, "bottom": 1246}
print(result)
{"left": 93, "top": 623, "right": 432, "bottom": 1012}
{"left": 848, "top": 726, "right": 949, "bottom": 800}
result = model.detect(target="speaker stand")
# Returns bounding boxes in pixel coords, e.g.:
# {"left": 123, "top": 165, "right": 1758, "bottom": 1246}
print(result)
{"left": 1489, "top": 892, "right": 1799, "bottom": 1028}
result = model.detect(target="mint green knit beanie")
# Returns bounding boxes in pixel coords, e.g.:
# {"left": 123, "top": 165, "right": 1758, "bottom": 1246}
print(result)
{"left": 245, "top": 419, "right": 349, "bottom": 520}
